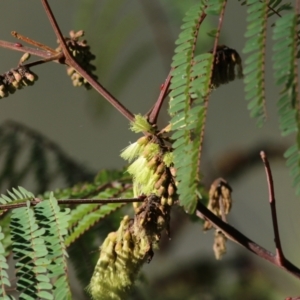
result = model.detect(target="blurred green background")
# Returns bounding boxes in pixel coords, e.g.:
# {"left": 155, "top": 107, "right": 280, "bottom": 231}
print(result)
{"left": 0, "top": 1, "right": 299, "bottom": 299}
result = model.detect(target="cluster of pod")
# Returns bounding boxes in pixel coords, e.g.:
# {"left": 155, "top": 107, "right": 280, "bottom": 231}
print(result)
{"left": 203, "top": 178, "right": 232, "bottom": 231}
{"left": 146, "top": 150, "right": 177, "bottom": 206}
{"left": 89, "top": 195, "right": 170, "bottom": 300}
{"left": 121, "top": 136, "right": 177, "bottom": 208}
{"left": 88, "top": 216, "right": 145, "bottom": 300}
{"left": 203, "top": 178, "right": 232, "bottom": 260}
{"left": 0, "top": 65, "right": 37, "bottom": 98}
{"left": 56, "top": 30, "right": 98, "bottom": 89}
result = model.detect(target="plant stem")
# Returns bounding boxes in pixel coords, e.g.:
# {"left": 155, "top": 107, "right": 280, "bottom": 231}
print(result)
{"left": 195, "top": 200, "right": 300, "bottom": 279}
{"left": 40, "top": 0, "right": 135, "bottom": 122}
{"left": 0, "top": 196, "right": 145, "bottom": 210}
{"left": 0, "top": 40, "right": 53, "bottom": 59}
{"left": 260, "top": 151, "right": 285, "bottom": 264}
{"left": 148, "top": 70, "right": 172, "bottom": 124}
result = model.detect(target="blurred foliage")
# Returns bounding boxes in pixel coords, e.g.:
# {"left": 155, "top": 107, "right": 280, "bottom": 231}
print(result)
{"left": 131, "top": 254, "right": 278, "bottom": 300}
{"left": 0, "top": 120, "right": 94, "bottom": 194}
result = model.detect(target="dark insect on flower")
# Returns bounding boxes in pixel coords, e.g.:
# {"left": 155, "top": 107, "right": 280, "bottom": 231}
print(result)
{"left": 209, "top": 45, "right": 243, "bottom": 88}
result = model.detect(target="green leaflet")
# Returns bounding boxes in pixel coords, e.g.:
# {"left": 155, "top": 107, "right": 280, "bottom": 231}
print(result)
{"left": 34, "top": 194, "right": 72, "bottom": 300}
{"left": 169, "top": 0, "right": 223, "bottom": 214}
{"left": 10, "top": 201, "right": 54, "bottom": 299}
{"left": 66, "top": 203, "right": 127, "bottom": 247}
{"left": 243, "top": 0, "right": 268, "bottom": 127}
{"left": 272, "top": 10, "right": 300, "bottom": 194}
{"left": 0, "top": 226, "right": 14, "bottom": 299}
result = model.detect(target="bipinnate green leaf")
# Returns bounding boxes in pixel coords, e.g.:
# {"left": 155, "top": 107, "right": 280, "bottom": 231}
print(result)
{"left": 169, "top": 0, "right": 224, "bottom": 213}
{"left": 34, "top": 194, "right": 72, "bottom": 300}
{"left": 243, "top": 0, "right": 268, "bottom": 127}
{"left": 0, "top": 226, "right": 14, "bottom": 299}
{"left": 10, "top": 201, "right": 53, "bottom": 299}
{"left": 272, "top": 9, "right": 300, "bottom": 194}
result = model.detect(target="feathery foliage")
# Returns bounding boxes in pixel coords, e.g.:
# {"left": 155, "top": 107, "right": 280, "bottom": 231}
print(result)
{"left": 0, "top": 187, "right": 74, "bottom": 299}
{"left": 243, "top": 0, "right": 268, "bottom": 126}
{"left": 10, "top": 202, "right": 53, "bottom": 300}
{"left": 34, "top": 194, "right": 71, "bottom": 300}
{"left": 169, "top": 0, "right": 226, "bottom": 213}
{"left": 272, "top": 8, "right": 300, "bottom": 194}
{"left": 0, "top": 121, "right": 93, "bottom": 194}
{"left": 0, "top": 226, "right": 13, "bottom": 300}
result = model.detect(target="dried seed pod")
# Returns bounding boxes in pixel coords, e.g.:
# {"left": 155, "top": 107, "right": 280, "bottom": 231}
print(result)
{"left": 167, "top": 183, "right": 175, "bottom": 197}
{"left": 0, "top": 65, "right": 38, "bottom": 99}
{"left": 204, "top": 178, "right": 233, "bottom": 231}
{"left": 19, "top": 52, "right": 30, "bottom": 64}
{"left": 147, "top": 156, "right": 159, "bottom": 170}
{"left": 160, "top": 197, "right": 168, "bottom": 206}
{"left": 155, "top": 162, "right": 165, "bottom": 176}
{"left": 167, "top": 196, "right": 174, "bottom": 206}
{"left": 157, "top": 185, "right": 166, "bottom": 197}
{"left": 56, "top": 30, "right": 97, "bottom": 89}
{"left": 169, "top": 166, "right": 177, "bottom": 177}
{"left": 213, "top": 230, "right": 227, "bottom": 260}
{"left": 154, "top": 172, "right": 168, "bottom": 190}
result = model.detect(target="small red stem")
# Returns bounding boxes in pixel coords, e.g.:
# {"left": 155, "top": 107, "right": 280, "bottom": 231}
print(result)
{"left": 196, "top": 200, "right": 300, "bottom": 279}
{"left": 0, "top": 40, "right": 54, "bottom": 59}
{"left": 40, "top": 0, "right": 135, "bottom": 123}
{"left": 148, "top": 70, "right": 172, "bottom": 124}
{"left": 260, "top": 151, "right": 285, "bottom": 264}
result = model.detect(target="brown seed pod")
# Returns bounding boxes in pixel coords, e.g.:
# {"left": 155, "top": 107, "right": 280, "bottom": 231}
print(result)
{"left": 169, "top": 167, "right": 177, "bottom": 177}
{"left": 154, "top": 172, "right": 168, "bottom": 190}
{"left": 155, "top": 162, "right": 165, "bottom": 176}
{"left": 167, "top": 183, "right": 176, "bottom": 197}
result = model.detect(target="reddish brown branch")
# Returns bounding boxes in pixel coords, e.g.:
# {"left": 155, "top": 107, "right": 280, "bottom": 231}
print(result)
{"left": 260, "top": 151, "right": 285, "bottom": 264}
{"left": 0, "top": 196, "right": 145, "bottom": 210}
{"left": 0, "top": 40, "right": 55, "bottom": 59}
{"left": 40, "top": 0, "right": 135, "bottom": 123}
{"left": 195, "top": 200, "right": 300, "bottom": 279}
{"left": 148, "top": 70, "right": 172, "bottom": 124}
{"left": 196, "top": 151, "right": 300, "bottom": 280}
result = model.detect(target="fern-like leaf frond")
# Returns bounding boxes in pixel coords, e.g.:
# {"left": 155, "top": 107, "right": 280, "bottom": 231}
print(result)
{"left": 169, "top": 1, "right": 227, "bottom": 214}
{"left": 0, "top": 226, "right": 14, "bottom": 300}
{"left": 34, "top": 194, "right": 72, "bottom": 300}
{"left": 272, "top": 8, "right": 300, "bottom": 193}
{"left": 243, "top": 0, "right": 268, "bottom": 126}
{"left": 10, "top": 202, "right": 53, "bottom": 299}
{"left": 169, "top": 2, "right": 208, "bottom": 214}
{"left": 65, "top": 202, "right": 126, "bottom": 248}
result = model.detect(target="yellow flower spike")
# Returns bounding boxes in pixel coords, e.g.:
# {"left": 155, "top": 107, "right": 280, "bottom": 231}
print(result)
{"left": 142, "top": 142, "right": 160, "bottom": 160}
{"left": 120, "top": 142, "right": 144, "bottom": 162}
{"left": 130, "top": 114, "right": 154, "bottom": 133}
{"left": 163, "top": 152, "right": 174, "bottom": 167}
{"left": 127, "top": 156, "right": 147, "bottom": 178}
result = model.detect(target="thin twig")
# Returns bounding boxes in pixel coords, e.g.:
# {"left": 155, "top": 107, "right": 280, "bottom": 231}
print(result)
{"left": 195, "top": 200, "right": 300, "bottom": 279}
{"left": 11, "top": 31, "right": 57, "bottom": 54}
{"left": 0, "top": 40, "right": 54, "bottom": 59}
{"left": 196, "top": 2, "right": 227, "bottom": 181}
{"left": 260, "top": 151, "right": 285, "bottom": 264}
{"left": 148, "top": 70, "right": 172, "bottom": 124}
{"left": 0, "top": 196, "right": 145, "bottom": 210}
{"left": 40, "top": 0, "right": 135, "bottom": 123}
